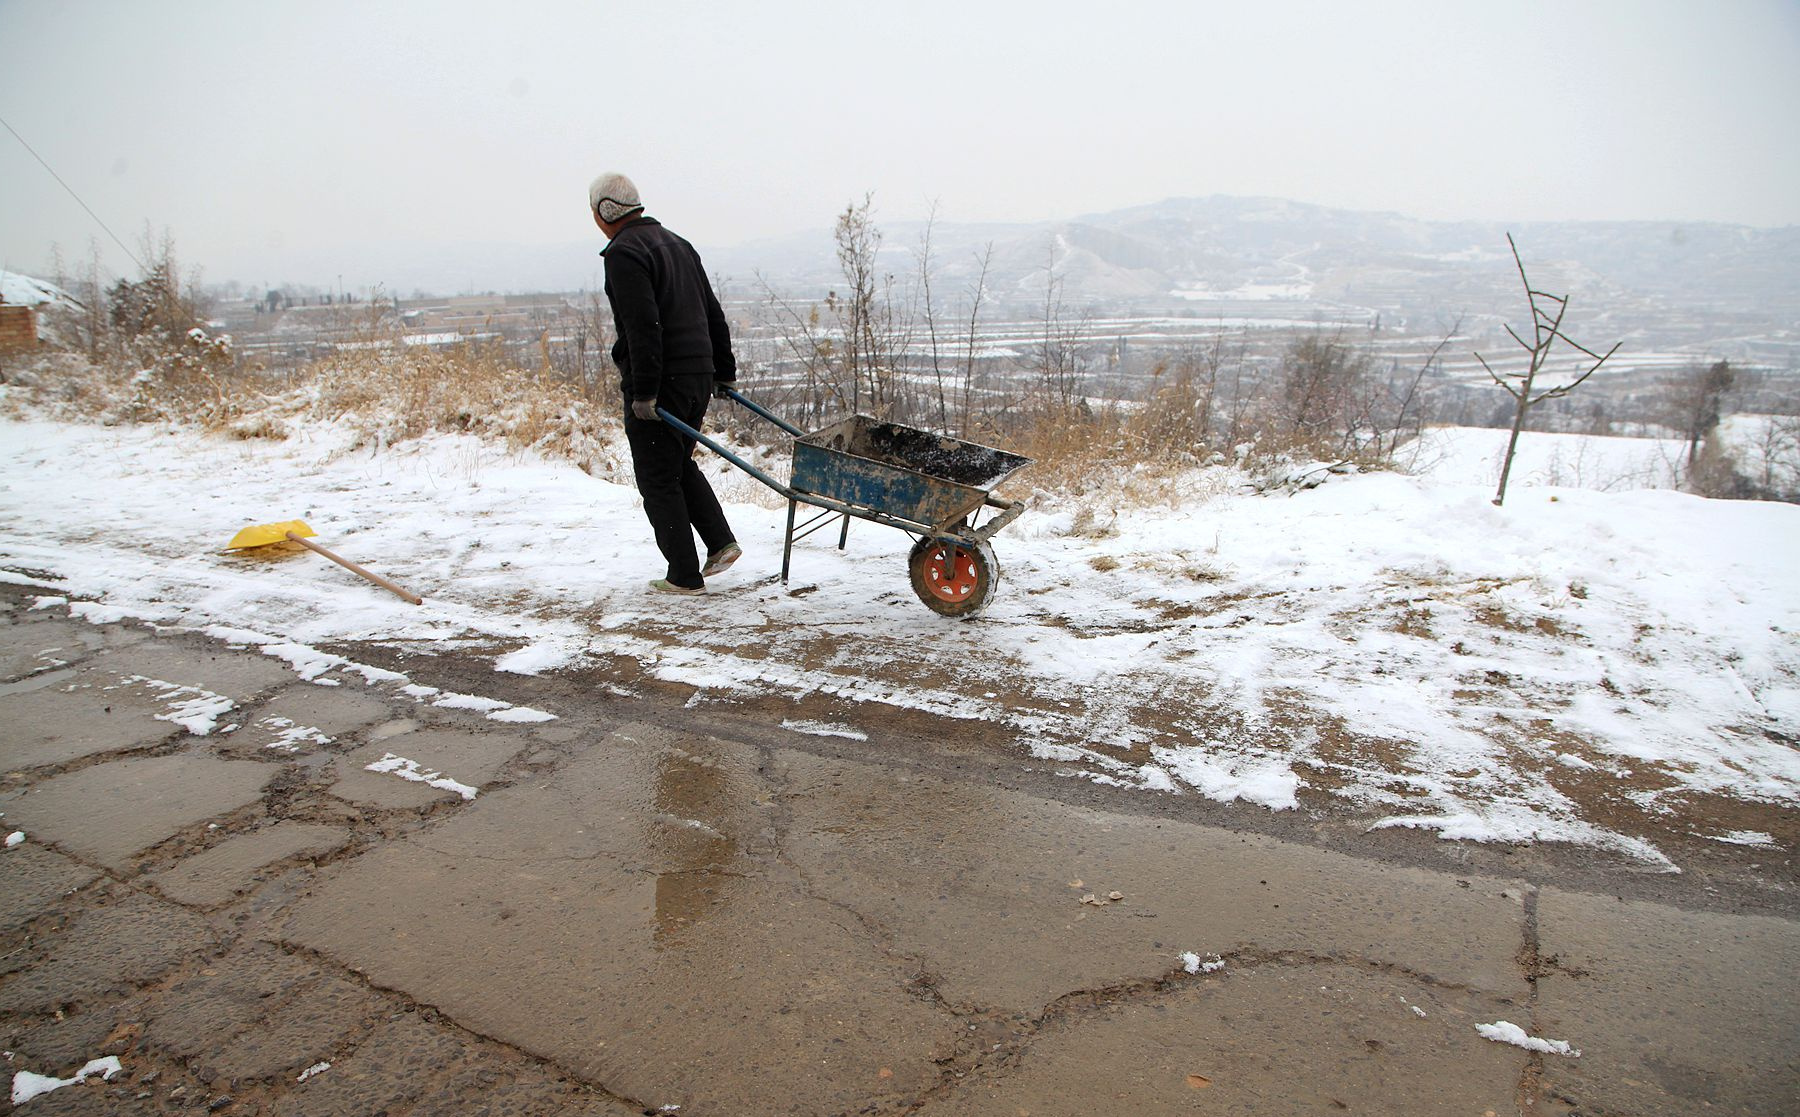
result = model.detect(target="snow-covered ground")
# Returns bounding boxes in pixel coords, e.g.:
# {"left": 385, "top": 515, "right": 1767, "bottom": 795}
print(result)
{"left": 1, "top": 413, "right": 1795, "bottom": 869}
{"left": 1401, "top": 426, "right": 1689, "bottom": 493}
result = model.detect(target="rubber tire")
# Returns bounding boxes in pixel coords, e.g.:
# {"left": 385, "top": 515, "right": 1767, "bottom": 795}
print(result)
{"left": 908, "top": 536, "right": 999, "bottom": 618}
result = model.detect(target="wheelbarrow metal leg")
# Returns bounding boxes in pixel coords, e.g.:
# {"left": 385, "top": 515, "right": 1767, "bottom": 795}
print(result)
{"left": 782, "top": 498, "right": 797, "bottom": 584}
{"left": 837, "top": 511, "right": 851, "bottom": 551}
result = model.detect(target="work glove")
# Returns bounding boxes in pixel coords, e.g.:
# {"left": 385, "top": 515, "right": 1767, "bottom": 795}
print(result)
{"left": 630, "top": 397, "right": 660, "bottom": 422}
{"left": 712, "top": 379, "right": 735, "bottom": 400}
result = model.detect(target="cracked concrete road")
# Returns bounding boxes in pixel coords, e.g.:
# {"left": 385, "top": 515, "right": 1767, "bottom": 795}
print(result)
{"left": 1, "top": 585, "right": 1796, "bottom": 1116}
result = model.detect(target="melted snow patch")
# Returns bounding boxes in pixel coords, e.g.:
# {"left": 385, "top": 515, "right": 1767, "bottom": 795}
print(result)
{"left": 487, "top": 705, "right": 556, "bottom": 723}
{"left": 1476, "top": 1020, "right": 1580, "bottom": 1057}
{"left": 364, "top": 753, "right": 478, "bottom": 800}
{"left": 1156, "top": 746, "right": 1300, "bottom": 810}
{"left": 260, "top": 716, "right": 334, "bottom": 752}
{"left": 1709, "top": 829, "right": 1777, "bottom": 848}
{"left": 431, "top": 692, "right": 509, "bottom": 713}
{"left": 495, "top": 640, "right": 579, "bottom": 675}
{"left": 124, "top": 675, "right": 235, "bottom": 736}
{"left": 11, "top": 1056, "right": 123, "bottom": 1105}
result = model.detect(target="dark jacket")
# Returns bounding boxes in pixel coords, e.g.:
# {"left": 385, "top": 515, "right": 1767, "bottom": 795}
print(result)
{"left": 601, "top": 216, "right": 736, "bottom": 400}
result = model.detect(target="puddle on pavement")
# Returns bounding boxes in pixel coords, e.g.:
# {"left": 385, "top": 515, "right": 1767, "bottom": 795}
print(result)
{"left": 650, "top": 749, "right": 742, "bottom": 951}
{"left": 0, "top": 667, "right": 76, "bottom": 697}
{"left": 369, "top": 718, "right": 419, "bottom": 742}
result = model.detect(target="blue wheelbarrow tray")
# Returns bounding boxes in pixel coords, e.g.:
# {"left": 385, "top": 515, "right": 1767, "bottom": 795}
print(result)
{"left": 791, "top": 415, "right": 1031, "bottom": 533}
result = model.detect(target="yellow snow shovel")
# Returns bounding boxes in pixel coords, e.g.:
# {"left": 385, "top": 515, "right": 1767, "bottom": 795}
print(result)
{"left": 225, "top": 520, "right": 422, "bottom": 606}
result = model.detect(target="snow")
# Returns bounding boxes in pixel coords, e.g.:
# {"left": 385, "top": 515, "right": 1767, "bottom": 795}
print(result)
{"left": 1, "top": 415, "right": 1796, "bottom": 867}
{"left": 4, "top": 832, "right": 23, "bottom": 849}
{"left": 0, "top": 270, "right": 74, "bottom": 310}
{"left": 125, "top": 676, "right": 235, "bottom": 736}
{"left": 10, "top": 1056, "right": 123, "bottom": 1105}
{"left": 1709, "top": 829, "right": 1777, "bottom": 848}
{"left": 1475, "top": 1020, "right": 1581, "bottom": 1057}
{"left": 1180, "top": 952, "right": 1225, "bottom": 974}
{"left": 365, "top": 753, "right": 479, "bottom": 800}
{"left": 297, "top": 1061, "right": 331, "bottom": 1082}
{"left": 260, "top": 716, "right": 333, "bottom": 752}
{"left": 487, "top": 705, "right": 556, "bottom": 723}
{"left": 781, "top": 719, "right": 869, "bottom": 741}
{"left": 1401, "top": 427, "right": 1687, "bottom": 493}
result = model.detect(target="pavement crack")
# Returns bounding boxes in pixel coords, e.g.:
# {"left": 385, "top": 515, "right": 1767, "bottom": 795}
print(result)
{"left": 1514, "top": 884, "right": 1552, "bottom": 1116}
{"left": 267, "top": 939, "right": 667, "bottom": 1116}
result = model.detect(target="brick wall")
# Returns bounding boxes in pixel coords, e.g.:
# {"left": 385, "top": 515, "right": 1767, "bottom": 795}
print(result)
{"left": 0, "top": 304, "right": 38, "bottom": 350}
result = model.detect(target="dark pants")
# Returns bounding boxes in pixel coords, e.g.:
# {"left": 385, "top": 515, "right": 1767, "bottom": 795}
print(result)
{"left": 624, "top": 375, "right": 734, "bottom": 588}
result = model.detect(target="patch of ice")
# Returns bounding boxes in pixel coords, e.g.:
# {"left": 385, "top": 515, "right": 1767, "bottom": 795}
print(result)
{"left": 28, "top": 596, "right": 67, "bottom": 610}
{"left": 4, "top": 832, "right": 23, "bottom": 849}
{"left": 781, "top": 719, "right": 869, "bottom": 741}
{"left": 1476, "top": 1020, "right": 1580, "bottom": 1056}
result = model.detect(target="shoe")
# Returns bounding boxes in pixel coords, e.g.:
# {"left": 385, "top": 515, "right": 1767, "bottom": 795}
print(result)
{"left": 648, "top": 579, "right": 704, "bottom": 596}
{"left": 701, "top": 542, "right": 742, "bottom": 578}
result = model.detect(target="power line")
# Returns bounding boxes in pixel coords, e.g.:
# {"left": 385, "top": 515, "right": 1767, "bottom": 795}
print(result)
{"left": 0, "top": 112, "right": 144, "bottom": 272}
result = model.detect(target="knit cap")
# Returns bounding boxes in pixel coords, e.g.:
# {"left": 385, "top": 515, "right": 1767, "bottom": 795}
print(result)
{"left": 589, "top": 172, "right": 644, "bottom": 223}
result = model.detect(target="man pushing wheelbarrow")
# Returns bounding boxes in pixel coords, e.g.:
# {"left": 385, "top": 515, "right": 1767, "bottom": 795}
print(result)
{"left": 590, "top": 171, "right": 742, "bottom": 596}
{"left": 589, "top": 172, "right": 1031, "bottom": 619}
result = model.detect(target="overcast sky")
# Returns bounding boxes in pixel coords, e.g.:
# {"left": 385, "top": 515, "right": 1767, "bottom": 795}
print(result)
{"left": 3, "top": 0, "right": 1796, "bottom": 293}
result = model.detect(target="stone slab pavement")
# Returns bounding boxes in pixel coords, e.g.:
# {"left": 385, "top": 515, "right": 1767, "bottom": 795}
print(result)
{"left": 1, "top": 591, "right": 1796, "bottom": 1115}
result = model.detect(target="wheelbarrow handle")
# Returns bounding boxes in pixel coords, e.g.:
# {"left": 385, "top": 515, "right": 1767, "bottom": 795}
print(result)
{"left": 718, "top": 386, "right": 806, "bottom": 437}
{"left": 656, "top": 406, "right": 795, "bottom": 498}
{"left": 974, "top": 497, "right": 1028, "bottom": 541}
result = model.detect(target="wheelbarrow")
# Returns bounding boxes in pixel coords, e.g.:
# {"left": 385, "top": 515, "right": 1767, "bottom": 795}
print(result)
{"left": 655, "top": 389, "right": 1032, "bottom": 618}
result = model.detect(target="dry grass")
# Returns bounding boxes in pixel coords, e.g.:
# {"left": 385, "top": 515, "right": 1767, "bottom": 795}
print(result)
{"left": 4, "top": 338, "right": 623, "bottom": 474}
{"left": 4, "top": 332, "right": 1355, "bottom": 515}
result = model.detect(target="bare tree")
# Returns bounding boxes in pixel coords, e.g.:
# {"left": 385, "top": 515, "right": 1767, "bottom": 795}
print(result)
{"left": 826, "top": 193, "right": 911, "bottom": 419}
{"left": 1670, "top": 358, "right": 1736, "bottom": 472}
{"left": 913, "top": 200, "right": 952, "bottom": 431}
{"left": 957, "top": 242, "right": 994, "bottom": 436}
{"left": 757, "top": 273, "right": 844, "bottom": 429}
{"left": 1474, "top": 234, "right": 1620, "bottom": 506}
{"left": 1368, "top": 317, "right": 1461, "bottom": 461}
{"left": 1031, "top": 239, "right": 1087, "bottom": 419}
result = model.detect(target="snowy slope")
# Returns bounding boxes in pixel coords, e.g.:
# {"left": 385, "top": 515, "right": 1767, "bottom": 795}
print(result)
{"left": 1, "top": 414, "right": 1795, "bottom": 868}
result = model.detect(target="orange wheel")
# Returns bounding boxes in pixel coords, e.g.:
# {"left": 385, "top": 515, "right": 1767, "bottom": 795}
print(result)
{"left": 908, "top": 536, "right": 998, "bottom": 618}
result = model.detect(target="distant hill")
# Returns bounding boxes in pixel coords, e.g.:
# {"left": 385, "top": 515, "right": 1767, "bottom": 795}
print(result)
{"left": 706, "top": 195, "right": 1800, "bottom": 333}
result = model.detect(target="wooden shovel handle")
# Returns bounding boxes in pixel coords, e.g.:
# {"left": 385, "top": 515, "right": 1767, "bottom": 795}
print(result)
{"left": 287, "top": 532, "right": 423, "bottom": 605}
